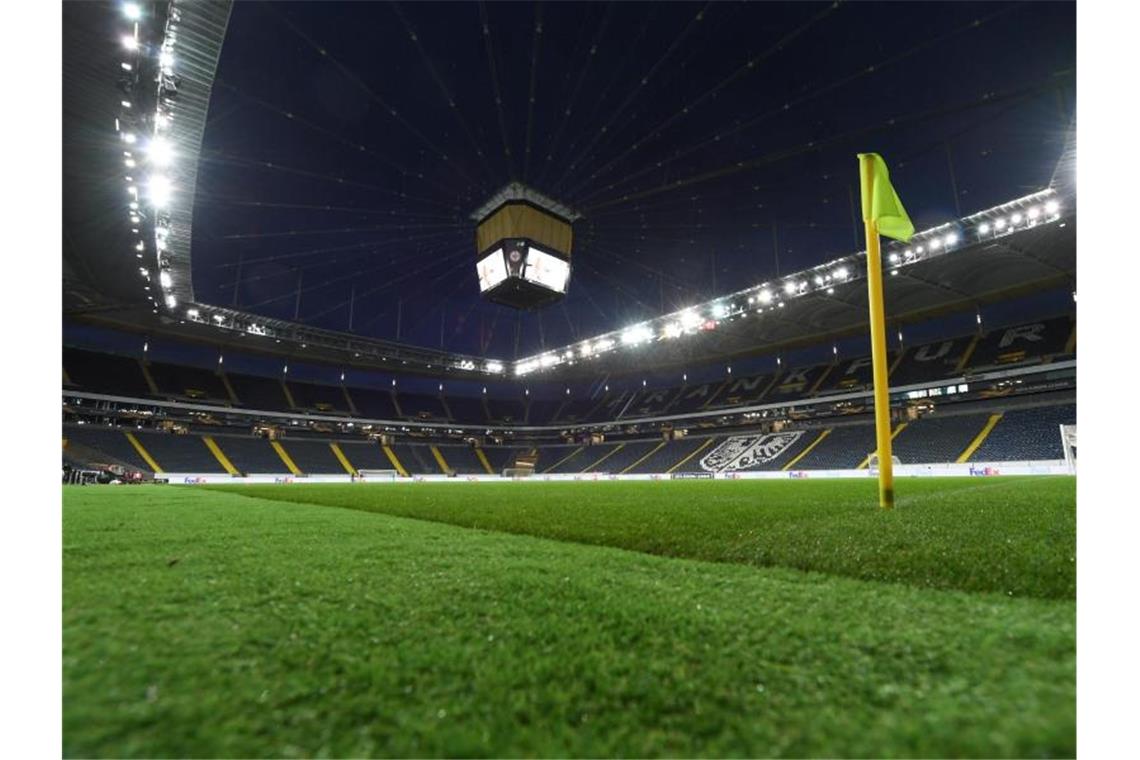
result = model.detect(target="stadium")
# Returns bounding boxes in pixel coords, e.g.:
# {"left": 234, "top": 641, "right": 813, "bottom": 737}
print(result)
{"left": 61, "top": 1, "right": 1077, "bottom": 757}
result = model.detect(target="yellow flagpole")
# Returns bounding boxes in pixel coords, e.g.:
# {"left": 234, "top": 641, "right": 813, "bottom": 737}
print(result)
{"left": 859, "top": 154, "right": 896, "bottom": 509}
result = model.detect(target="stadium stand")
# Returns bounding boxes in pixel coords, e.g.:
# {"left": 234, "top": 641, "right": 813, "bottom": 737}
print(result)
{"left": 818, "top": 356, "right": 891, "bottom": 394}
{"left": 969, "top": 403, "right": 1076, "bottom": 461}
{"left": 227, "top": 374, "right": 291, "bottom": 411}
{"left": 689, "top": 429, "right": 823, "bottom": 472}
{"left": 621, "top": 388, "right": 682, "bottom": 418}
{"left": 539, "top": 444, "right": 587, "bottom": 473}
{"left": 215, "top": 436, "right": 290, "bottom": 473}
{"left": 390, "top": 443, "right": 438, "bottom": 474}
{"left": 593, "top": 440, "right": 663, "bottom": 472}
{"left": 396, "top": 391, "right": 449, "bottom": 421}
{"left": 524, "top": 399, "right": 561, "bottom": 425}
{"left": 889, "top": 337, "right": 970, "bottom": 386}
{"left": 891, "top": 413, "right": 991, "bottom": 463}
{"left": 595, "top": 392, "right": 648, "bottom": 422}
{"left": 789, "top": 424, "right": 878, "bottom": 470}
{"left": 136, "top": 431, "right": 226, "bottom": 472}
{"left": 571, "top": 443, "right": 624, "bottom": 472}
{"left": 482, "top": 446, "right": 519, "bottom": 473}
{"left": 968, "top": 315, "right": 1072, "bottom": 369}
{"left": 63, "top": 426, "right": 152, "bottom": 471}
{"left": 329, "top": 440, "right": 384, "bottom": 471}
{"left": 670, "top": 381, "right": 726, "bottom": 413}
{"left": 552, "top": 395, "right": 602, "bottom": 424}
{"left": 147, "top": 361, "right": 230, "bottom": 401}
{"left": 445, "top": 396, "right": 487, "bottom": 426}
{"left": 279, "top": 439, "right": 348, "bottom": 474}
{"left": 765, "top": 364, "right": 832, "bottom": 402}
{"left": 64, "top": 348, "right": 152, "bottom": 397}
{"left": 287, "top": 381, "right": 349, "bottom": 414}
{"left": 625, "top": 437, "right": 709, "bottom": 473}
{"left": 486, "top": 397, "right": 527, "bottom": 424}
{"left": 706, "top": 373, "right": 774, "bottom": 409}
{"left": 346, "top": 387, "right": 400, "bottom": 419}
{"left": 436, "top": 445, "right": 488, "bottom": 474}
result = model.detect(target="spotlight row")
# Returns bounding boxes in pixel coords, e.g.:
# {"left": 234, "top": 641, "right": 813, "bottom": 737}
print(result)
{"left": 115, "top": 3, "right": 182, "bottom": 313}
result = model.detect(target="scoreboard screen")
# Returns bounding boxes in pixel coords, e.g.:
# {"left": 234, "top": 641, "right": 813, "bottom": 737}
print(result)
{"left": 524, "top": 247, "right": 570, "bottom": 293}
{"left": 476, "top": 248, "right": 508, "bottom": 292}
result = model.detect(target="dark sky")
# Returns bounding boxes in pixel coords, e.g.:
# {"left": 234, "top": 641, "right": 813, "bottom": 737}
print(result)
{"left": 191, "top": 0, "right": 1075, "bottom": 359}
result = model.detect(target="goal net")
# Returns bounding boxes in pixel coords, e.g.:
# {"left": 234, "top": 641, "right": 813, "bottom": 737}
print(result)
{"left": 866, "top": 454, "right": 902, "bottom": 475}
{"left": 502, "top": 467, "right": 534, "bottom": 479}
{"left": 356, "top": 469, "right": 399, "bottom": 482}
{"left": 1059, "top": 424, "right": 1076, "bottom": 473}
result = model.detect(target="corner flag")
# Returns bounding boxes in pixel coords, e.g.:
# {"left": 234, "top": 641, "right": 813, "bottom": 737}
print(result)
{"left": 857, "top": 153, "right": 914, "bottom": 242}
{"left": 857, "top": 153, "right": 912, "bottom": 509}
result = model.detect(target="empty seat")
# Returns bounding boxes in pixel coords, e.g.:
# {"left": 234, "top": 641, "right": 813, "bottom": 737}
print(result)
{"left": 214, "top": 437, "right": 289, "bottom": 473}
{"left": 278, "top": 439, "right": 347, "bottom": 473}
{"left": 892, "top": 414, "right": 990, "bottom": 463}
{"left": 64, "top": 349, "right": 151, "bottom": 397}
{"left": 135, "top": 432, "right": 225, "bottom": 472}
{"left": 227, "top": 375, "right": 291, "bottom": 411}
{"left": 970, "top": 404, "right": 1076, "bottom": 461}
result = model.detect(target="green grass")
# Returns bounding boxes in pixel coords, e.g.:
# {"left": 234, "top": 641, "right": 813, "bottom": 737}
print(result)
{"left": 210, "top": 477, "right": 1076, "bottom": 599}
{"left": 64, "top": 482, "right": 1075, "bottom": 758}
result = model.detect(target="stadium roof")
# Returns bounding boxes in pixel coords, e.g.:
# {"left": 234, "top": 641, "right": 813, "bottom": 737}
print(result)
{"left": 64, "top": 1, "right": 1075, "bottom": 379}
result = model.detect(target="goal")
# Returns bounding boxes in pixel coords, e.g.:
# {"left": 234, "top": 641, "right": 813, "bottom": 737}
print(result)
{"left": 1059, "top": 424, "right": 1076, "bottom": 474}
{"left": 866, "top": 454, "right": 901, "bottom": 475}
{"left": 501, "top": 467, "right": 534, "bottom": 479}
{"left": 355, "top": 469, "right": 399, "bottom": 482}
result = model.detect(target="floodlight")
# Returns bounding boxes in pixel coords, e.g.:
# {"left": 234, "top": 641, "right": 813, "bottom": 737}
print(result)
{"left": 833, "top": 266, "right": 848, "bottom": 280}
{"left": 888, "top": 252, "right": 900, "bottom": 263}
{"left": 813, "top": 275, "right": 824, "bottom": 286}
{"left": 122, "top": 132, "right": 137, "bottom": 144}
{"left": 165, "top": 294, "right": 176, "bottom": 308}
{"left": 1011, "top": 212, "right": 1023, "bottom": 224}
{"left": 485, "top": 361, "right": 504, "bottom": 374}
{"left": 147, "top": 175, "right": 173, "bottom": 208}
{"left": 943, "top": 232, "right": 958, "bottom": 246}
{"left": 929, "top": 238, "right": 941, "bottom": 250}
{"left": 711, "top": 303, "right": 728, "bottom": 318}
{"left": 827, "top": 287, "right": 835, "bottom": 294}
{"left": 994, "top": 218, "right": 1008, "bottom": 230}
{"left": 187, "top": 308, "right": 199, "bottom": 319}
{"left": 122, "top": 35, "right": 138, "bottom": 51}
{"left": 594, "top": 338, "right": 614, "bottom": 352}
{"left": 1027, "top": 207, "right": 1040, "bottom": 220}
{"left": 663, "top": 322, "right": 682, "bottom": 339}
{"left": 1045, "top": 199, "right": 1060, "bottom": 214}
{"left": 621, "top": 325, "right": 652, "bottom": 345}
{"left": 978, "top": 222, "right": 990, "bottom": 234}
{"left": 783, "top": 282, "right": 796, "bottom": 295}
{"left": 679, "top": 311, "right": 701, "bottom": 331}
{"left": 757, "top": 289, "right": 773, "bottom": 304}
{"left": 122, "top": 3, "right": 142, "bottom": 20}
{"left": 159, "top": 51, "right": 174, "bottom": 70}
{"left": 147, "top": 137, "right": 174, "bottom": 166}
{"left": 134, "top": 240, "right": 144, "bottom": 251}
{"left": 159, "top": 270, "right": 172, "bottom": 288}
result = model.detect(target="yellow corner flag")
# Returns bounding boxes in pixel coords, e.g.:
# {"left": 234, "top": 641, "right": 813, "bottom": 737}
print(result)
{"left": 857, "top": 152, "right": 911, "bottom": 509}
{"left": 857, "top": 153, "right": 914, "bottom": 242}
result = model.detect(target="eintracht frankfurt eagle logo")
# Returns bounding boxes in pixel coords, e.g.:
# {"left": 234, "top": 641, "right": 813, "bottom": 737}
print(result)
{"left": 699, "top": 432, "right": 804, "bottom": 472}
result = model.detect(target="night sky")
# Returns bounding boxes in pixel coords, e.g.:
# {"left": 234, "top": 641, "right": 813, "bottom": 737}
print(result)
{"left": 191, "top": 0, "right": 1075, "bottom": 359}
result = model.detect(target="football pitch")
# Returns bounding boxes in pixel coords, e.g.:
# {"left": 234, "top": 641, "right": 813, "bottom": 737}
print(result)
{"left": 63, "top": 477, "right": 1075, "bottom": 757}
